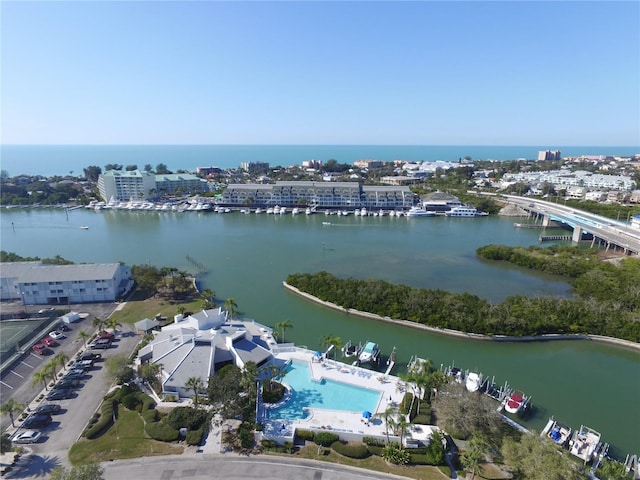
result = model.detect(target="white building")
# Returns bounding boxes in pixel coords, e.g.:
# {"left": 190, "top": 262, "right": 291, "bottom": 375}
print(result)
{"left": 97, "top": 170, "right": 156, "bottom": 202}
{"left": 0, "top": 262, "right": 133, "bottom": 304}
{"left": 136, "top": 308, "right": 275, "bottom": 399}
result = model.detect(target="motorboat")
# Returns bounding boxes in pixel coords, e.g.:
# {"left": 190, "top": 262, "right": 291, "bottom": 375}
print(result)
{"left": 504, "top": 390, "right": 529, "bottom": 415}
{"left": 541, "top": 418, "right": 572, "bottom": 446}
{"left": 569, "top": 425, "right": 601, "bottom": 462}
{"left": 342, "top": 341, "right": 360, "bottom": 358}
{"left": 291, "top": 207, "right": 300, "bottom": 215}
{"left": 406, "top": 206, "right": 436, "bottom": 217}
{"left": 358, "top": 341, "right": 380, "bottom": 364}
{"left": 465, "top": 372, "right": 483, "bottom": 392}
{"left": 445, "top": 206, "right": 489, "bottom": 217}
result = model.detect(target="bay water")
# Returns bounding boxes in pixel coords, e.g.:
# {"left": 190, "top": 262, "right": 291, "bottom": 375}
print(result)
{"left": 1, "top": 207, "right": 638, "bottom": 456}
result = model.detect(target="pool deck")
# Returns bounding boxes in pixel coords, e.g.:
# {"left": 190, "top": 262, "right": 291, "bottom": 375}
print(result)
{"left": 262, "top": 349, "right": 435, "bottom": 444}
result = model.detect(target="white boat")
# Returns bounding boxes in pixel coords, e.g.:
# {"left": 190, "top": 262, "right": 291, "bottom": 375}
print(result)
{"left": 80, "top": 226, "right": 89, "bottom": 230}
{"left": 358, "top": 341, "right": 380, "bottom": 364}
{"left": 541, "top": 418, "right": 572, "bottom": 446}
{"left": 445, "top": 206, "right": 488, "bottom": 217}
{"left": 305, "top": 207, "right": 313, "bottom": 215}
{"left": 360, "top": 207, "right": 368, "bottom": 216}
{"left": 465, "top": 372, "right": 483, "bottom": 392}
{"left": 291, "top": 207, "right": 300, "bottom": 215}
{"left": 406, "top": 206, "right": 436, "bottom": 217}
{"left": 255, "top": 208, "right": 263, "bottom": 214}
{"left": 569, "top": 425, "right": 601, "bottom": 462}
{"left": 342, "top": 341, "right": 360, "bottom": 358}
{"left": 503, "top": 390, "right": 529, "bottom": 415}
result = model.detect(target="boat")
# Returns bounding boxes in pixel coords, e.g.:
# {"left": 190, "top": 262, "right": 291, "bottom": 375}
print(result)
{"left": 465, "top": 372, "right": 483, "bottom": 392}
{"left": 358, "top": 341, "right": 380, "bottom": 364}
{"left": 305, "top": 207, "right": 313, "bottom": 215}
{"left": 80, "top": 226, "right": 89, "bottom": 230}
{"left": 342, "top": 341, "right": 360, "bottom": 358}
{"left": 406, "top": 206, "right": 436, "bottom": 217}
{"left": 503, "top": 389, "right": 528, "bottom": 415}
{"left": 541, "top": 418, "right": 572, "bottom": 446}
{"left": 255, "top": 208, "right": 263, "bottom": 214}
{"left": 569, "top": 425, "right": 601, "bottom": 462}
{"left": 445, "top": 206, "right": 488, "bottom": 217}
{"left": 291, "top": 207, "right": 300, "bottom": 215}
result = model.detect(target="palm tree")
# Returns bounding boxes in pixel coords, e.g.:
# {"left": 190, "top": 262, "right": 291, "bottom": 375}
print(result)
{"left": 92, "top": 317, "right": 107, "bottom": 332}
{"left": 275, "top": 320, "right": 293, "bottom": 343}
{"left": 224, "top": 298, "right": 238, "bottom": 319}
{"left": 461, "top": 432, "right": 488, "bottom": 479}
{"left": 78, "top": 329, "right": 92, "bottom": 347}
{"left": 200, "top": 288, "right": 215, "bottom": 303}
{"left": 374, "top": 405, "right": 399, "bottom": 444}
{"left": 321, "top": 334, "right": 342, "bottom": 360}
{"left": 185, "top": 376, "right": 204, "bottom": 407}
{"left": 1, "top": 398, "right": 26, "bottom": 427}
{"left": 105, "top": 317, "right": 122, "bottom": 334}
{"left": 53, "top": 351, "right": 69, "bottom": 376}
{"left": 177, "top": 305, "right": 186, "bottom": 316}
{"left": 32, "top": 368, "right": 50, "bottom": 391}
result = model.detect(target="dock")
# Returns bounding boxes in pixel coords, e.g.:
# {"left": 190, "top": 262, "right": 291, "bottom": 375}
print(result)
{"left": 539, "top": 234, "right": 572, "bottom": 242}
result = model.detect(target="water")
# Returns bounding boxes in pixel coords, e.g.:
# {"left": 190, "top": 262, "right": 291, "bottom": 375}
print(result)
{"left": 0, "top": 207, "right": 638, "bottom": 456}
{"left": 2, "top": 144, "right": 639, "bottom": 177}
{"left": 266, "top": 359, "right": 381, "bottom": 420}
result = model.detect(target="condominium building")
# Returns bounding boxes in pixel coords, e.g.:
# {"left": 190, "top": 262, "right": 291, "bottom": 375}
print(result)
{"left": 97, "top": 170, "right": 156, "bottom": 202}
{"left": 0, "top": 262, "right": 133, "bottom": 305}
{"left": 219, "top": 181, "right": 414, "bottom": 208}
{"left": 538, "top": 150, "right": 562, "bottom": 161}
{"left": 155, "top": 173, "right": 205, "bottom": 196}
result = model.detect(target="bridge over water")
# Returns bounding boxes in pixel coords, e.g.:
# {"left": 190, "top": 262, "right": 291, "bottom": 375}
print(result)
{"left": 503, "top": 195, "right": 640, "bottom": 255}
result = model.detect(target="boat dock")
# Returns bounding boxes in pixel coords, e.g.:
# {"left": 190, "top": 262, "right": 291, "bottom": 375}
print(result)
{"left": 539, "top": 234, "right": 573, "bottom": 242}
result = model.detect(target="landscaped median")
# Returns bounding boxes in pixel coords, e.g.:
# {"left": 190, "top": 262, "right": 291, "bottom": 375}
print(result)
{"left": 68, "top": 384, "right": 215, "bottom": 465}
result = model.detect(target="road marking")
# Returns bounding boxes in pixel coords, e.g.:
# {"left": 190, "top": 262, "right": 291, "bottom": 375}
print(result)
{"left": 0, "top": 381, "right": 13, "bottom": 389}
{"left": 20, "top": 361, "right": 35, "bottom": 369}
{"left": 9, "top": 370, "right": 24, "bottom": 379}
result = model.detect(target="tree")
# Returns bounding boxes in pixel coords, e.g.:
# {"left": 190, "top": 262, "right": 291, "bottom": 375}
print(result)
{"left": 156, "top": 163, "right": 171, "bottom": 174}
{"left": 53, "top": 351, "right": 69, "bottom": 375}
{"left": 1, "top": 398, "right": 25, "bottom": 427}
{"left": 125, "top": 165, "right": 138, "bottom": 171}
{"left": 597, "top": 458, "right": 633, "bottom": 480}
{"left": 275, "top": 319, "right": 293, "bottom": 343}
{"left": 83, "top": 166, "right": 102, "bottom": 182}
{"left": 138, "top": 362, "right": 162, "bottom": 385}
{"left": 32, "top": 368, "right": 50, "bottom": 391}
{"left": 105, "top": 317, "right": 122, "bottom": 334}
{"left": 92, "top": 317, "right": 107, "bottom": 332}
{"left": 50, "top": 463, "right": 104, "bottom": 480}
{"left": 321, "top": 334, "right": 342, "bottom": 359}
{"left": 224, "top": 298, "right": 238, "bottom": 318}
{"left": 374, "top": 405, "right": 399, "bottom": 444}
{"left": 461, "top": 432, "right": 489, "bottom": 479}
{"left": 78, "top": 329, "right": 92, "bottom": 347}
{"left": 185, "top": 376, "right": 204, "bottom": 407}
{"left": 144, "top": 164, "right": 153, "bottom": 173}
{"left": 502, "top": 434, "right": 582, "bottom": 480}
{"left": 106, "top": 354, "right": 134, "bottom": 384}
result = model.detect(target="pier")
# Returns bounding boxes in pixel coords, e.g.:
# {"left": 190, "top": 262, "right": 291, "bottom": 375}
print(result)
{"left": 185, "top": 254, "right": 208, "bottom": 275}
{"left": 539, "top": 234, "right": 573, "bottom": 242}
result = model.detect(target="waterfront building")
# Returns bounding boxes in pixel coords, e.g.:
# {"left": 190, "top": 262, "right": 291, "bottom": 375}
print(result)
{"left": 240, "top": 161, "right": 270, "bottom": 173}
{"left": 538, "top": 150, "right": 562, "bottom": 161}
{"left": 97, "top": 170, "right": 156, "bottom": 202}
{"left": 420, "top": 191, "right": 464, "bottom": 213}
{"left": 219, "top": 181, "right": 414, "bottom": 209}
{"left": 0, "top": 262, "right": 133, "bottom": 305}
{"left": 136, "top": 308, "right": 274, "bottom": 399}
{"left": 155, "top": 173, "right": 205, "bottom": 196}
{"left": 196, "top": 166, "right": 223, "bottom": 177}
{"left": 353, "top": 159, "right": 384, "bottom": 169}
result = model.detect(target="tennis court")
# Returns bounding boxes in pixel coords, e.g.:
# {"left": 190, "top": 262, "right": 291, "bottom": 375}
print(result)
{"left": 0, "top": 318, "right": 55, "bottom": 364}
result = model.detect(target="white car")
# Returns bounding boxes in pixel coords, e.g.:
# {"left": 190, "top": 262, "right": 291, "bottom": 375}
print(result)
{"left": 49, "top": 330, "right": 66, "bottom": 340}
{"left": 12, "top": 430, "right": 42, "bottom": 444}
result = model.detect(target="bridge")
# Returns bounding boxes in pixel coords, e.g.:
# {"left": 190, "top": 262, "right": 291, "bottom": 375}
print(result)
{"left": 502, "top": 195, "right": 640, "bottom": 256}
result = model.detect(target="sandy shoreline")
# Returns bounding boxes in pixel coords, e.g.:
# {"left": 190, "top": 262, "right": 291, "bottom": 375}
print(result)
{"left": 282, "top": 282, "right": 640, "bottom": 352}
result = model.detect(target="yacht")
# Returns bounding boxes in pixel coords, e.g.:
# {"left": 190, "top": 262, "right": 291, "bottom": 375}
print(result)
{"left": 465, "top": 372, "right": 483, "bottom": 392}
{"left": 541, "top": 418, "right": 572, "bottom": 446}
{"left": 445, "top": 206, "right": 488, "bottom": 217}
{"left": 406, "top": 206, "right": 436, "bottom": 217}
{"left": 569, "top": 425, "right": 601, "bottom": 462}
{"left": 291, "top": 207, "right": 300, "bottom": 215}
{"left": 357, "top": 341, "right": 380, "bottom": 364}
{"left": 305, "top": 207, "right": 313, "bottom": 215}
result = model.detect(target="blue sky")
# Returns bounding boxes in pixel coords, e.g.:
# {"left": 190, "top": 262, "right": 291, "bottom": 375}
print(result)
{"left": 1, "top": 1, "right": 639, "bottom": 146}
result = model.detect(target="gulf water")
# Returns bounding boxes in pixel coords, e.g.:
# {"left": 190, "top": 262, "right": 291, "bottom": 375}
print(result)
{"left": 2, "top": 144, "right": 639, "bottom": 177}
{"left": 1, "top": 206, "right": 638, "bottom": 457}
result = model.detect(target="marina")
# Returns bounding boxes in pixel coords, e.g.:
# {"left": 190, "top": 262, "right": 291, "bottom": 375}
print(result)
{"left": 0, "top": 207, "right": 638, "bottom": 456}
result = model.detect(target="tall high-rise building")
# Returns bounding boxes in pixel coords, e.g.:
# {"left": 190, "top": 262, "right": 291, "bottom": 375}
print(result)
{"left": 538, "top": 150, "right": 561, "bottom": 161}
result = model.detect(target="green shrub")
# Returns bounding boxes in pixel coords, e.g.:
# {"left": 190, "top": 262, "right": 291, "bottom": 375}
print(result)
{"left": 296, "top": 429, "right": 315, "bottom": 441}
{"left": 261, "top": 380, "right": 286, "bottom": 403}
{"left": 166, "top": 406, "right": 208, "bottom": 430}
{"left": 186, "top": 425, "right": 206, "bottom": 446}
{"left": 261, "top": 439, "right": 276, "bottom": 449}
{"left": 362, "top": 436, "right": 385, "bottom": 447}
{"left": 330, "top": 441, "right": 370, "bottom": 459}
{"left": 121, "top": 393, "right": 141, "bottom": 411}
{"left": 367, "top": 445, "right": 384, "bottom": 456}
{"left": 136, "top": 391, "right": 156, "bottom": 411}
{"left": 413, "top": 412, "right": 431, "bottom": 425}
{"left": 382, "top": 443, "right": 410, "bottom": 465}
{"left": 142, "top": 408, "right": 159, "bottom": 423}
{"left": 238, "top": 422, "right": 254, "bottom": 449}
{"left": 85, "top": 400, "right": 116, "bottom": 439}
{"left": 314, "top": 431, "right": 339, "bottom": 447}
{"left": 145, "top": 420, "right": 180, "bottom": 442}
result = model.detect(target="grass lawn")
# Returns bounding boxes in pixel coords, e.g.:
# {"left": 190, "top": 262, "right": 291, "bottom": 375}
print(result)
{"left": 68, "top": 409, "right": 183, "bottom": 465}
{"left": 280, "top": 445, "right": 451, "bottom": 480}
{"left": 110, "top": 288, "right": 205, "bottom": 326}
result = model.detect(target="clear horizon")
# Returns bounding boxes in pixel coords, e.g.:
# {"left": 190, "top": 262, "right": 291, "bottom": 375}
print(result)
{"left": 2, "top": 2, "right": 639, "bottom": 146}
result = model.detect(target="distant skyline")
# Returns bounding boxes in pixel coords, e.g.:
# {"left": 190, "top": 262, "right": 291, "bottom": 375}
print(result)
{"left": 1, "top": 1, "right": 639, "bottom": 146}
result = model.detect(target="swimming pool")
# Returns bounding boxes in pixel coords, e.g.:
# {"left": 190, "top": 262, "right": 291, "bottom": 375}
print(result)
{"left": 266, "top": 359, "right": 381, "bottom": 421}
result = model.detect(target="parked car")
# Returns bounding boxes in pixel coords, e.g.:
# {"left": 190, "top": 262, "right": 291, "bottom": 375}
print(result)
{"left": 49, "top": 330, "right": 66, "bottom": 340}
{"left": 90, "top": 339, "right": 112, "bottom": 350}
{"left": 78, "top": 352, "right": 101, "bottom": 361}
{"left": 32, "top": 344, "right": 50, "bottom": 355}
{"left": 23, "top": 414, "right": 52, "bottom": 428}
{"left": 56, "top": 378, "right": 81, "bottom": 389}
{"left": 58, "top": 324, "right": 71, "bottom": 332}
{"left": 40, "top": 337, "right": 57, "bottom": 347}
{"left": 94, "top": 332, "right": 115, "bottom": 342}
{"left": 73, "top": 359, "right": 94, "bottom": 370}
{"left": 45, "top": 388, "right": 74, "bottom": 401}
{"left": 12, "top": 430, "right": 42, "bottom": 444}
{"left": 33, "top": 404, "right": 62, "bottom": 415}
{"left": 63, "top": 369, "right": 85, "bottom": 378}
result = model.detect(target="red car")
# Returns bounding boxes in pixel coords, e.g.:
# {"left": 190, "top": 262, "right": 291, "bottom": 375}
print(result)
{"left": 40, "top": 337, "right": 57, "bottom": 347}
{"left": 94, "top": 332, "right": 115, "bottom": 342}
{"left": 32, "top": 344, "right": 50, "bottom": 355}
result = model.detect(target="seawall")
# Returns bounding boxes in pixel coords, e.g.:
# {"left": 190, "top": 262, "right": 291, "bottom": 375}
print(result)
{"left": 282, "top": 282, "right": 640, "bottom": 351}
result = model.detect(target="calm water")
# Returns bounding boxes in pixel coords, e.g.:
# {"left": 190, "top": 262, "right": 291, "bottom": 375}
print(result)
{"left": 2, "top": 144, "right": 639, "bottom": 177}
{"left": 266, "top": 360, "right": 381, "bottom": 420}
{"left": 1, "top": 207, "right": 638, "bottom": 456}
